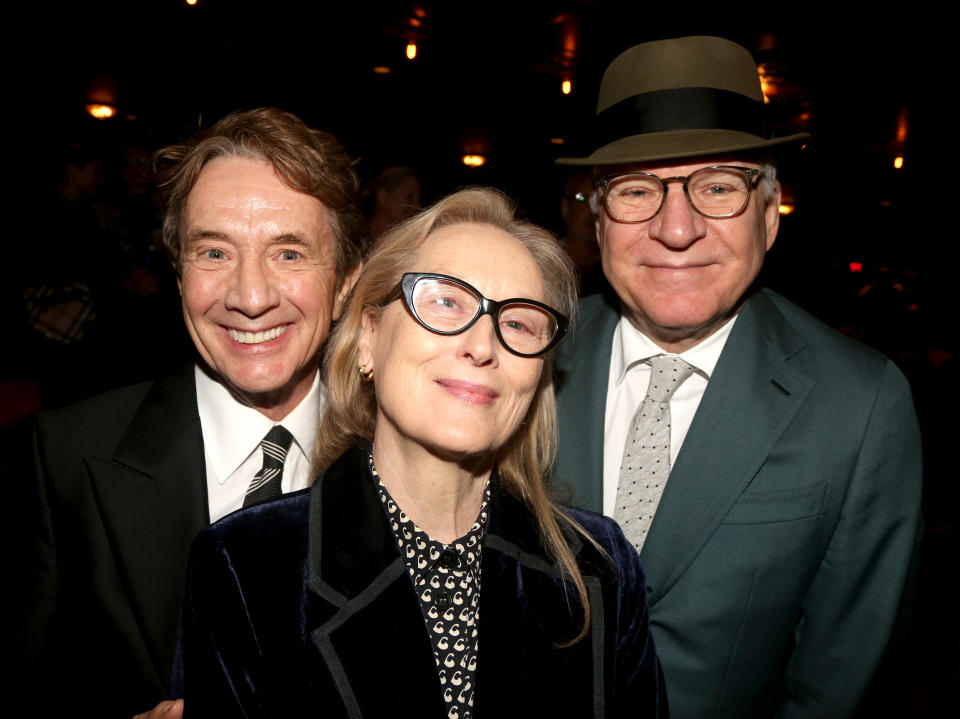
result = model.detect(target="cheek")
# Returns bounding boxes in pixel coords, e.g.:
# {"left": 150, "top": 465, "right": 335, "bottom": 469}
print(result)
{"left": 180, "top": 273, "right": 220, "bottom": 319}
{"left": 502, "top": 363, "right": 543, "bottom": 419}
{"left": 371, "top": 317, "right": 423, "bottom": 379}
{"left": 287, "top": 274, "right": 334, "bottom": 326}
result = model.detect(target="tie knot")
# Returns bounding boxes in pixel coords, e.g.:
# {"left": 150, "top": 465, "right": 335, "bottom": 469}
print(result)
{"left": 645, "top": 355, "right": 695, "bottom": 403}
{"left": 261, "top": 424, "right": 294, "bottom": 456}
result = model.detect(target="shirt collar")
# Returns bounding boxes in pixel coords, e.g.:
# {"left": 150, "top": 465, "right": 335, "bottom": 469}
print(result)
{"left": 612, "top": 312, "right": 738, "bottom": 386}
{"left": 195, "top": 366, "right": 323, "bottom": 484}
{"left": 368, "top": 452, "right": 489, "bottom": 576}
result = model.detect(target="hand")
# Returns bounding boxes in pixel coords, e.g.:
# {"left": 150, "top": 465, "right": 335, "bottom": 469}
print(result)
{"left": 132, "top": 699, "right": 183, "bottom": 719}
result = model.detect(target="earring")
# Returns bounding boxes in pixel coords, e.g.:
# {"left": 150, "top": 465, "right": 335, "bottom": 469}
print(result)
{"left": 359, "top": 363, "right": 374, "bottom": 382}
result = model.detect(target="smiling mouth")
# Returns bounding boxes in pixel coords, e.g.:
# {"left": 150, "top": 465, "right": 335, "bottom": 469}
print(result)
{"left": 227, "top": 325, "right": 290, "bottom": 345}
{"left": 436, "top": 379, "right": 499, "bottom": 404}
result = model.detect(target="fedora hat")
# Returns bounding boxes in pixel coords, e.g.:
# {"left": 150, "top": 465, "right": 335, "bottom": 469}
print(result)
{"left": 558, "top": 35, "right": 809, "bottom": 166}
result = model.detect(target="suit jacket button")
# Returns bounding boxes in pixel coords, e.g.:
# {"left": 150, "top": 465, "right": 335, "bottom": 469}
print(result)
{"left": 435, "top": 591, "right": 452, "bottom": 608}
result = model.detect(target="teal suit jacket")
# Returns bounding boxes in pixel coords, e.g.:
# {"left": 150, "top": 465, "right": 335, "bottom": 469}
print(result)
{"left": 554, "top": 289, "right": 923, "bottom": 719}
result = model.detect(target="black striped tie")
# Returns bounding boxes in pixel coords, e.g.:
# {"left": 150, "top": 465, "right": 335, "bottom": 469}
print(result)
{"left": 243, "top": 425, "right": 294, "bottom": 508}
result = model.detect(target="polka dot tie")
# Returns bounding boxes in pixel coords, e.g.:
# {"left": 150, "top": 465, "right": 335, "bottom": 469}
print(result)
{"left": 614, "top": 355, "right": 695, "bottom": 552}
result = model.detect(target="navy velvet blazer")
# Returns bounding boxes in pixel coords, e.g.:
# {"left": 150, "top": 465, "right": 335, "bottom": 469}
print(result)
{"left": 180, "top": 444, "right": 666, "bottom": 718}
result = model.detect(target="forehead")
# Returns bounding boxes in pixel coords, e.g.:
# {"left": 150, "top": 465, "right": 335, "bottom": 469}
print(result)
{"left": 183, "top": 156, "right": 330, "bottom": 236}
{"left": 415, "top": 222, "right": 544, "bottom": 298}
{"left": 600, "top": 155, "right": 762, "bottom": 179}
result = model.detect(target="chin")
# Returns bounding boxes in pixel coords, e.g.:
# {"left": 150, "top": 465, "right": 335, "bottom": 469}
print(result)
{"left": 424, "top": 434, "right": 500, "bottom": 463}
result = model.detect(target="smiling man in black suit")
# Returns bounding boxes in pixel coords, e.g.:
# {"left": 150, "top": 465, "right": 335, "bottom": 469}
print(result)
{"left": 9, "top": 108, "right": 367, "bottom": 718}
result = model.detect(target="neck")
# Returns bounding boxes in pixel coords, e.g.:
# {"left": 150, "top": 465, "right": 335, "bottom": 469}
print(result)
{"left": 205, "top": 364, "right": 316, "bottom": 422}
{"left": 371, "top": 429, "right": 491, "bottom": 544}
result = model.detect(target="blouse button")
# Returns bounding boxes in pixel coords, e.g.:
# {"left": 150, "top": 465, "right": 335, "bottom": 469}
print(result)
{"left": 435, "top": 591, "right": 452, "bottom": 608}
{"left": 438, "top": 549, "right": 460, "bottom": 569}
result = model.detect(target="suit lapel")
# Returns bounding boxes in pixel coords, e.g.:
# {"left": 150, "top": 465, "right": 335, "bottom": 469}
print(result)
{"left": 88, "top": 366, "right": 208, "bottom": 690}
{"left": 476, "top": 489, "right": 600, "bottom": 715}
{"left": 306, "top": 446, "right": 446, "bottom": 716}
{"left": 555, "top": 293, "right": 621, "bottom": 511}
{"left": 640, "top": 291, "right": 815, "bottom": 602}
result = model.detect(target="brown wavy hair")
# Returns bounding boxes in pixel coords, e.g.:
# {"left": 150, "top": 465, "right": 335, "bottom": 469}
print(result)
{"left": 315, "top": 186, "right": 598, "bottom": 642}
{"left": 153, "top": 107, "right": 368, "bottom": 280}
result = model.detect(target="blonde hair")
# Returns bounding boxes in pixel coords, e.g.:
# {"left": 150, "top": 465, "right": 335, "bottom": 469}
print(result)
{"left": 316, "top": 187, "right": 596, "bottom": 642}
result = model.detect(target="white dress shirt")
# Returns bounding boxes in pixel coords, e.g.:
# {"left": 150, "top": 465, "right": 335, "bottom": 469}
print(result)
{"left": 602, "top": 315, "right": 737, "bottom": 517}
{"left": 195, "top": 366, "right": 323, "bottom": 522}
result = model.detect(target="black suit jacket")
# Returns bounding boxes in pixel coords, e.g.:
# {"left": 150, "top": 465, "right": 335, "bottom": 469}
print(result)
{"left": 180, "top": 444, "right": 666, "bottom": 718}
{"left": 11, "top": 366, "right": 207, "bottom": 718}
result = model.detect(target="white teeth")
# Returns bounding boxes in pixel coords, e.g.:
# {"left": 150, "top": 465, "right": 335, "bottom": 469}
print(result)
{"left": 228, "top": 325, "right": 288, "bottom": 344}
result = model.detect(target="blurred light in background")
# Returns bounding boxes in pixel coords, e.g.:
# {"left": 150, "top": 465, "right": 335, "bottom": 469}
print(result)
{"left": 85, "top": 104, "right": 116, "bottom": 119}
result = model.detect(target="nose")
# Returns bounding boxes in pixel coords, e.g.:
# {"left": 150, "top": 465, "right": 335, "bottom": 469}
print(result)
{"left": 647, "top": 183, "right": 707, "bottom": 249}
{"left": 457, "top": 314, "right": 499, "bottom": 366}
{"left": 224, "top": 257, "right": 281, "bottom": 317}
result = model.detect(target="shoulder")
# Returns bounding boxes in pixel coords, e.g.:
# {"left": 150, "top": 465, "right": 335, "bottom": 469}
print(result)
{"left": 35, "top": 379, "right": 156, "bottom": 450}
{"left": 565, "top": 292, "right": 620, "bottom": 347}
{"left": 561, "top": 505, "right": 623, "bottom": 551}
{"left": 555, "top": 292, "right": 620, "bottom": 383}
{"left": 193, "top": 490, "right": 311, "bottom": 562}
{"left": 559, "top": 505, "right": 647, "bottom": 589}
{"left": 753, "top": 289, "right": 908, "bottom": 388}
{"left": 38, "top": 379, "right": 155, "bottom": 424}
{"left": 577, "top": 292, "right": 620, "bottom": 325}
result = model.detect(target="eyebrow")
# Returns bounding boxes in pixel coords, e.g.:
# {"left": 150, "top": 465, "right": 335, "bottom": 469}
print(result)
{"left": 184, "top": 228, "right": 228, "bottom": 246}
{"left": 183, "top": 229, "right": 313, "bottom": 247}
{"left": 270, "top": 233, "right": 312, "bottom": 247}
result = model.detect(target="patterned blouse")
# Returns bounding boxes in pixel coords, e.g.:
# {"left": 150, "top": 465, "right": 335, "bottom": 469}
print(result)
{"left": 369, "top": 453, "right": 489, "bottom": 719}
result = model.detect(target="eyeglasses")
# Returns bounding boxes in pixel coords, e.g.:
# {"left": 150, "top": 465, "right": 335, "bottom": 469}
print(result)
{"left": 597, "top": 165, "right": 763, "bottom": 224}
{"left": 385, "top": 272, "right": 569, "bottom": 357}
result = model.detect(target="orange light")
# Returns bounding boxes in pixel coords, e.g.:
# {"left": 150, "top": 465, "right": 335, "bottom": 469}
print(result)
{"left": 185, "top": 0, "right": 197, "bottom": 5}
{"left": 757, "top": 63, "right": 775, "bottom": 104}
{"left": 894, "top": 156, "right": 904, "bottom": 169}
{"left": 372, "top": 66, "right": 392, "bottom": 75}
{"left": 561, "top": 79, "right": 572, "bottom": 95}
{"left": 895, "top": 108, "right": 908, "bottom": 144}
{"left": 549, "top": 137, "right": 565, "bottom": 145}
{"left": 85, "top": 104, "right": 116, "bottom": 119}
{"left": 849, "top": 262, "right": 863, "bottom": 273}
{"left": 462, "top": 155, "right": 486, "bottom": 168}
{"left": 778, "top": 203, "right": 795, "bottom": 215}
{"left": 406, "top": 42, "right": 417, "bottom": 60}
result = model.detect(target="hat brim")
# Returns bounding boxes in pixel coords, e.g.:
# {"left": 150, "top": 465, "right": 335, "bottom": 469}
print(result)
{"left": 557, "top": 129, "right": 810, "bottom": 167}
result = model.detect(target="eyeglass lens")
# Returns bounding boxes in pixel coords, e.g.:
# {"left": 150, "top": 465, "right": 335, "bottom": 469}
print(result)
{"left": 411, "top": 277, "right": 558, "bottom": 355}
{"left": 606, "top": 167, "right": 753, "bottom": 222}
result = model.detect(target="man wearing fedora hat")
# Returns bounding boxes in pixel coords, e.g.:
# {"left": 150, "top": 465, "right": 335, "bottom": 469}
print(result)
{"left": 554, "top": 36, "right": 922, "bottom": 718}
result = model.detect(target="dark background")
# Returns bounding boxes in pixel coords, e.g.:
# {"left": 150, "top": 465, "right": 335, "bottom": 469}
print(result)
{"left": 2, "top": 2, "right": 954, "bottom": 715}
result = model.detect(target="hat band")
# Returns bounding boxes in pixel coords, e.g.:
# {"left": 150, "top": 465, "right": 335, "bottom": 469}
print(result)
{"left": 594, "top": 87, "right": 771, "bottom": 149}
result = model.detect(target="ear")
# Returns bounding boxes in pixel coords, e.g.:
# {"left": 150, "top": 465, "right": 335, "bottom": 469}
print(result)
{"left": 763, "top": 181, "right": 782, "bottom": 251}
{"left": 332, "top": 261, "right": 363, "bottom": 322}
{"left": 357, "top": 306, "right": 377, "bottom": 371}
{"left": 594, "top": 213, "right": 607, "bottom": 251}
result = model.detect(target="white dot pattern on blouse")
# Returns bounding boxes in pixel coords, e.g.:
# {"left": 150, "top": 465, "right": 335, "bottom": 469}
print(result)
{"left": 370, "top": 453, "right": 487, "bottom": 719}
